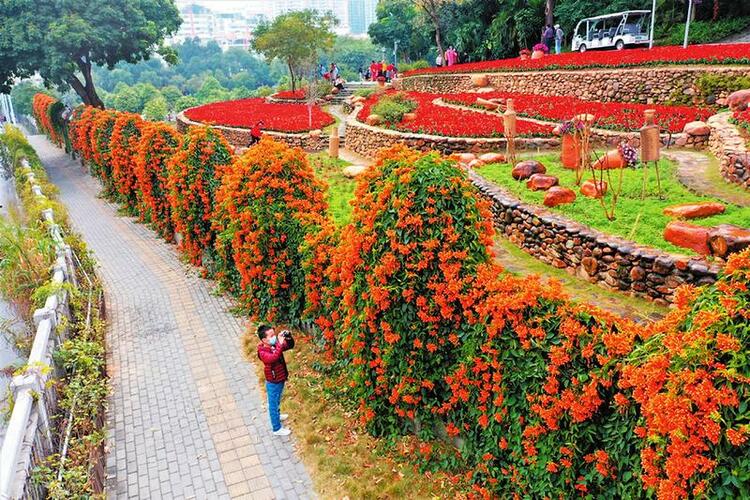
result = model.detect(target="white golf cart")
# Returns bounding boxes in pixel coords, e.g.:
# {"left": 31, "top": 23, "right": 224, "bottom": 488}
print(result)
{"left": 572, "top": 10, "right": 652, "bottom": 53}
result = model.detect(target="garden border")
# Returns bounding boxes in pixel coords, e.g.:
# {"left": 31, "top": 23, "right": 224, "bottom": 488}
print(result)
{"left": 176, "top": 111, "right": 330, "bottom": 152}
{"left": 469, "top": 170, "right": 721, "bottom": 305}
{"left": 708, "top": 111, "right": 750, "bottom": 190}
{"left": 398, "top": 65, "right": 750, "bottom": 105}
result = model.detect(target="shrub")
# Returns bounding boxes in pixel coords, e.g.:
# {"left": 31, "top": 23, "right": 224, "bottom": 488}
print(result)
{"left": 69, "top": 106, "right": 100, "bottom": 164}
{"left": 371, "top": 92, "right": 417, "bottom": 124}
{"left": 135, "top": 122, "right": 181, "bottom": 241}
{"left": 213, "top": 137, "right": 328, "bottom": 324}
{"left": 697, "top": 73, "right": 750, "bottom": 99}
{"left": 321, "top": 146, "right": 496, "bottom": 436}
{"left": 667, "top": 17, "right": 750, "bottom": 45}
{"left": 166, "top": 126, "right": 233, "bottom": 268}
{"left": 110, "top": 112, "right": 144, "bottom": 213}
{"left": 90, "top": 111, "right": 118, "bottom": 196}
{"left": 398, "top": 60, "right": 430, "bottom": 72}
{"left": 32, "top": 93, "right": 62, "bottom": 145}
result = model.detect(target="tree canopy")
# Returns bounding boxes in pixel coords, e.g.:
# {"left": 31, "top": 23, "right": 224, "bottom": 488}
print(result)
{"left": 0, "top": 0, "right": 181, "bottom": 108}
{"left": 251, "top": 9, "right": 338, "bottom": 91}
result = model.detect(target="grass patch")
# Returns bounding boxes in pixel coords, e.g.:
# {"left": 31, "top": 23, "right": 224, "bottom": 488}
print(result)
{"left": 477, "top": 153, "right": 750, "bottom": 255}
{"left": 245, "top": 335, "right": 463, "bottom": 499}
{"left": 309, "top": 153, "right": 357, "bottom": 227}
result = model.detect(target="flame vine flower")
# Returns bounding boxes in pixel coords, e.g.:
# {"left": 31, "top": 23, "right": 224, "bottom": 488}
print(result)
{"left": 110, "top": 113, "right": 144, "bottom": 213}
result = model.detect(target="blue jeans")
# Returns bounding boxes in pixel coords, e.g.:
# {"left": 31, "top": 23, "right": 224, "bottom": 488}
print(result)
{"left": 266, "top": 381, "right": 285, "bottom": 431}
{"left": 555, "top": 39, "right": 562, "bottom": 54}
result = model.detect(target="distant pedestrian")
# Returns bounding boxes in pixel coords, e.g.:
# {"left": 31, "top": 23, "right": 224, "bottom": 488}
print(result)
{"left": 435, "top": 52, "right": 443, "bottom": 67}
{"left": 369, "top": 60, "right": 379, "bottom": 81}
{"left": 446, "top": 46, "right": 458, "bottom": 66}
{"left": 542, "top": 24, "right": 555, "bottom": 52}
{"left": 386, "top": 62, "right": 395, "bottom": 81}
{"left": 250, "top": 120, "right": 264, "bottom": 145}
{"left": 319, "top": 64, "right": 326, "bottom": 78}
{"left": 554, "top": 24, "right": 564, "bottom": 54}
{"left": 358, "top": 67, "right": 364, "bottom": 81}
{"left": 329, "top": 63, "right": 339, "bottom": 81}
{"left": 257, "top": 324, "right": 295, "bottom": 436}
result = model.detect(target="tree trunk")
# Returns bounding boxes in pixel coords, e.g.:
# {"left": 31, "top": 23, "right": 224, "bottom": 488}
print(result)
{"left": 429, "top": 13, "right": 444, "bottom": 67}
{"left": 545, "top": 0, "right": 555, "bottom": 26}
{"left": 72, "top": 56, "right": 104, "bottom": 109}
{"left": 288, "top": 62, "right": 297, "bottom": 92}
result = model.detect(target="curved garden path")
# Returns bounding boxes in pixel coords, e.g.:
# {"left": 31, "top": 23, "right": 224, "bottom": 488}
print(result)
{"left": 27, "top": 134, "right": 314, "bottom": 500}
{"left": 667, "top": 150, "right": 750, "bottom": 207}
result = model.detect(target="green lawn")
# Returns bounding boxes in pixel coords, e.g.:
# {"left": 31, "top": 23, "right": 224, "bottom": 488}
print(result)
{"left": 309, "top": 153, "right": 357, "bottom": 227}
{"left": 477, "top": 153, "right": 750, "bottom": 255}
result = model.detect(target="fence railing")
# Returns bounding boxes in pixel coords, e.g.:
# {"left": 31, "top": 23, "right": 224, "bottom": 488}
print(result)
{"left": 0, "top": 159, "right": 77, "bottom": 500}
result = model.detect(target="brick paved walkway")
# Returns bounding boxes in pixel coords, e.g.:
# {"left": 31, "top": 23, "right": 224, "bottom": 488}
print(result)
{"left": 27, "top": 135, "right": 314, "bottom": 500}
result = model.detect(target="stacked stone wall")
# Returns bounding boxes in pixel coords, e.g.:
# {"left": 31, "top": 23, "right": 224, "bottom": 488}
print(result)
{"left": 708, "top": 112, "right": 750, "bottom": 190}
{"left": 399, "top": 66, "right": 750, "bottom": 104}
{"left": 470, "top": 171, "right": 720, "bottom": 305}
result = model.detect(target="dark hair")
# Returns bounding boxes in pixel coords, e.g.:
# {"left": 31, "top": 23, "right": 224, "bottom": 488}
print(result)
{"left": 257, "top": 324, "right": 273, "bottom": 340}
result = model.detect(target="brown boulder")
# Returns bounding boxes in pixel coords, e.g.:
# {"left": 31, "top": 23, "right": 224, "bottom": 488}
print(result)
{"left": 708, "top": 224, "right": 750, "bottom": 258}
{"left": 511, "top": 160, "right": 546, "bottom": 180}
{"left": 343, "top": 165, "right": 369, "bottom": 178}
{"left": 663, "top": 202, "right": 726, "bottom": 219}
{"left": 453, "top": 153, "right": 477, "bottom": 165}
{"left": 479, "top": 152, "right": 506, "bottom": 164}
{"left": 682, "top": 121, "right": 710, "bottom": 136}
{"left": 526, "top": 174, "right": 559, "bottom": 191}
{"left": 543, "top": 186, "right": 577, "bottom": 207}
{"left": 664, "top": 221, "right": 710, "bottom": 255}
{"left": 470, "top": 74, "right": 490, "bottom": 87}
{"left": 580, "top": 179, "right": 608, "bottom": 198}
{"left": 592, "top": 149, "right": 625, "bottom": 170}
{"left": 727, "top": 89, "right": 750, "bottom": 111}
{"left": 467, "top": 159, "right": 486, "bottom": 169}
{"left": 366, "top": 114, "right": 382, "bottom": 126}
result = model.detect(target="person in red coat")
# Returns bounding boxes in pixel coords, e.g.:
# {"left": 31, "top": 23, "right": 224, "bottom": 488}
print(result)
{"left": 257, "top": 324, "right": 295, "bottom": 436}
{"left": 250, "top": 120, "right": 264, "bottom": 145}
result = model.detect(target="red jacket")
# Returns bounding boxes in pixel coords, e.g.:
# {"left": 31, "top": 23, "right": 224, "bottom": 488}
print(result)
{"left": 257, "top": 336, "right": 294, "bottom": 383}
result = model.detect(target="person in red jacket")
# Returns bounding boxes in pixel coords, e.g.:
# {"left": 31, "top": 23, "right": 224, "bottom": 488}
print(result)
{"left": 257, "top": 324, "right": 295, "bottom": 436}
{"left": 250, "top": 120, "right": 264, "bottom": 145}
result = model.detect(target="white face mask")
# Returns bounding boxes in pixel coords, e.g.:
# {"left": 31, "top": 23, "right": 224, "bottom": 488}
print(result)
{"left": 268, "top": 335, "right": 278, "bottom": 346}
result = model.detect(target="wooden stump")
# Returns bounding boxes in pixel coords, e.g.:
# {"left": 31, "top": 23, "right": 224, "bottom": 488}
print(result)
{"left": 708, "top": 224, "right": 750, "bottom": 258}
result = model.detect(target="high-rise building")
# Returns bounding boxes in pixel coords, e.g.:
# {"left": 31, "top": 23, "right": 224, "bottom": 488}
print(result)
{"left": 170, "top": 3, "right": 266, "bottom": 49}
{"left": 347, "top": 0, "right": 377, "bottom": 35}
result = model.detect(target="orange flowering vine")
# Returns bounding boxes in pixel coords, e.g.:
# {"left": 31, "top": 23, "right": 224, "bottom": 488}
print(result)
{"left": 110, "top": 112, "right": 144, "bottom": 213}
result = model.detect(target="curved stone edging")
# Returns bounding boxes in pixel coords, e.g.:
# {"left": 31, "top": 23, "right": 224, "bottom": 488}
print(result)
{"left": 344, "top": 105, "right": 559, "bottom": 158}
{"left": 708, "top": 112, "right": 750, "bottom": 191}
{"left": 399, "top": 65, "right": 750, "bottom": 105}
{"left": 176, "top": 111, "right": 330, "bottom": 152}
{"left": 469, "top": 170, "right": 720, "bottom": 305}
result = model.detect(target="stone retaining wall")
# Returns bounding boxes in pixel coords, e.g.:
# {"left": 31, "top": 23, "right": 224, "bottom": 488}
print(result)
{"left": 470, "top": 171, "right": 720, "bottom": 305}
{"left": 345, "top": 116, "right": 559, "bottom": 158}
{"left": 399, "top": 65, "right": 750, "bottom": 104}
{"left": 176, "top": 112, "right": 329, "bottom": 152}
{"left": 708, "top": 112, "right": 750, "bottom": 190}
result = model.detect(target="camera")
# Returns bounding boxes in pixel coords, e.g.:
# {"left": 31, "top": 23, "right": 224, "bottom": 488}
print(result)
{"left": 280, "top": 329, "right": 290, "bottom": 338}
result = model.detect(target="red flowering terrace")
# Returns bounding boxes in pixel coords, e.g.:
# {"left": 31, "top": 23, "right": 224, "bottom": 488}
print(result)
{"left": 444, "top": 92, "right": 712, "bottom": 133}
{"left": 404, "top": 43, "right": 750, "bottom": 76}
{"left": 184, "top": 97, "right": 334, "bottom": 133}
{"left": 271, "top": 89, "right": 306, "bottom": 100}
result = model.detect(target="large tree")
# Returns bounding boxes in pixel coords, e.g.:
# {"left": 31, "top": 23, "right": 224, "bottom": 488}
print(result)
{"left": 251, "top": 10, "right": 337, "bottom": 92}
{"left": 413, "top": 0, "right": 466, "bottom": 65}
{"left": 0, "top": 0, "right": 181, "bottom": 108}
{"left": 368, "top": 0, "right": 432, "bottom": 63}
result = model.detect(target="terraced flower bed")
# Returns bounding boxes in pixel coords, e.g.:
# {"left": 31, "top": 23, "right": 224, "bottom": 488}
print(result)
{"left": 476, "top": 154, "right": 750, "bottom": 254}
{"left": 404, "top": 43, "right": 750, "bottom": 76}
{"left": 444, "top": 92, "right": 713, "bottom": 133}
{"left": 732, "top": 109, "right": 750, "bottom": 145}
{"left": 271, "top": 89, "right": 306, "bottom": 100}
{"left": 184, "top": 97, "right": 334, "bottom": 132}
{"left": 357, "top": 91, "right": 553, "bottom": 137}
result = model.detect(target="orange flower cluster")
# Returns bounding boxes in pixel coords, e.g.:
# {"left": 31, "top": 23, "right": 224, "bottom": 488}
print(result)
{"left": 166, "top": 126, "right": 233, "bottom": 267}
{"left": 213, "top": 137, "right": 329, "bottom": 323}
{"left": 68, "top": 106, "right": 101, "bottom": 164}
{"left": 110, "top": 113, "right": 144, "bottom": 212}
{"left": 31, "top": 94, "right": 62, "bottom": 145}
{"left": 135, "top": 122, "right": 181, "bottom": 241}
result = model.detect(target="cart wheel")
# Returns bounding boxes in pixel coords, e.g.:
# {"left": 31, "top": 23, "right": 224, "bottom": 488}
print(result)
{"left": 615, "top": 39, "right": 625, "bottom": 50}
{"left": 579, "top": 44, "right": 587, "bottom": 53}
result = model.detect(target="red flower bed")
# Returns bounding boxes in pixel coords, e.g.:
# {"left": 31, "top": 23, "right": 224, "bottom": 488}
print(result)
{"left": 271, "top": 89, "right": 306, "bottom": 100}
{"left": 733, "top": 109, "right": 750, "bottom": 130}
{"left": 358, "top": 91, "right": 554, "bottom": 137}
{"left": 444, "top": 92, "right": 712, "bottom": 133}
{"left": 404, "top": 43, "right": 750, "bottom": 76}
{"left": 184, "top": 98, "right": 333, "bottom": 133}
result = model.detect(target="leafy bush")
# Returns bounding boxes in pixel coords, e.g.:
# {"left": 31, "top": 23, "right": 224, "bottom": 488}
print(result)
{"left": 371, "top": 92, "right": 417, "bottom": 124}
{"left": 667, "top": 17, "right": 750, "bottom": 45}
{"left": 90, "top": 111, "right": 118, "bottom": 196}
{"left": 110, "top": 112, "right": 144, "bottom": 212}
{"left": 166, "top": 126, "right": 233, "bottom": 268}
{"left": 354, "top": 87, "right": 378, "bottom": 98}
{"left": 697, "top": 73, "right": 750, "bottom": 99}
{"left": 135, "top": 122, "right": 181, "bottom": 241}
{"left": 213, "top": 137, "right": 328, "bottom": 324}
{"left": 398, "top": 60, "right": 430, "bottom": 72}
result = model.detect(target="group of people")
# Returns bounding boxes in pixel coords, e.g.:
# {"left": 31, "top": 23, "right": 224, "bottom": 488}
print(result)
{"left": 362, "top": 60, "right": 397, "bottom": 82}
{"left": 542, "top": 23, "right": 565, "bottom": 54}
{"left": 320, "top": 63, "right": 346, "bottom": 90}
{"left": 435, "top": 45, "right": 460, "bottom": 67}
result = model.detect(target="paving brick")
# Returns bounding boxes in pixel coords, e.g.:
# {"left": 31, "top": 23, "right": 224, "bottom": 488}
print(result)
{"left": 29, "top": 136, "right": 315, "bottom": 499}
